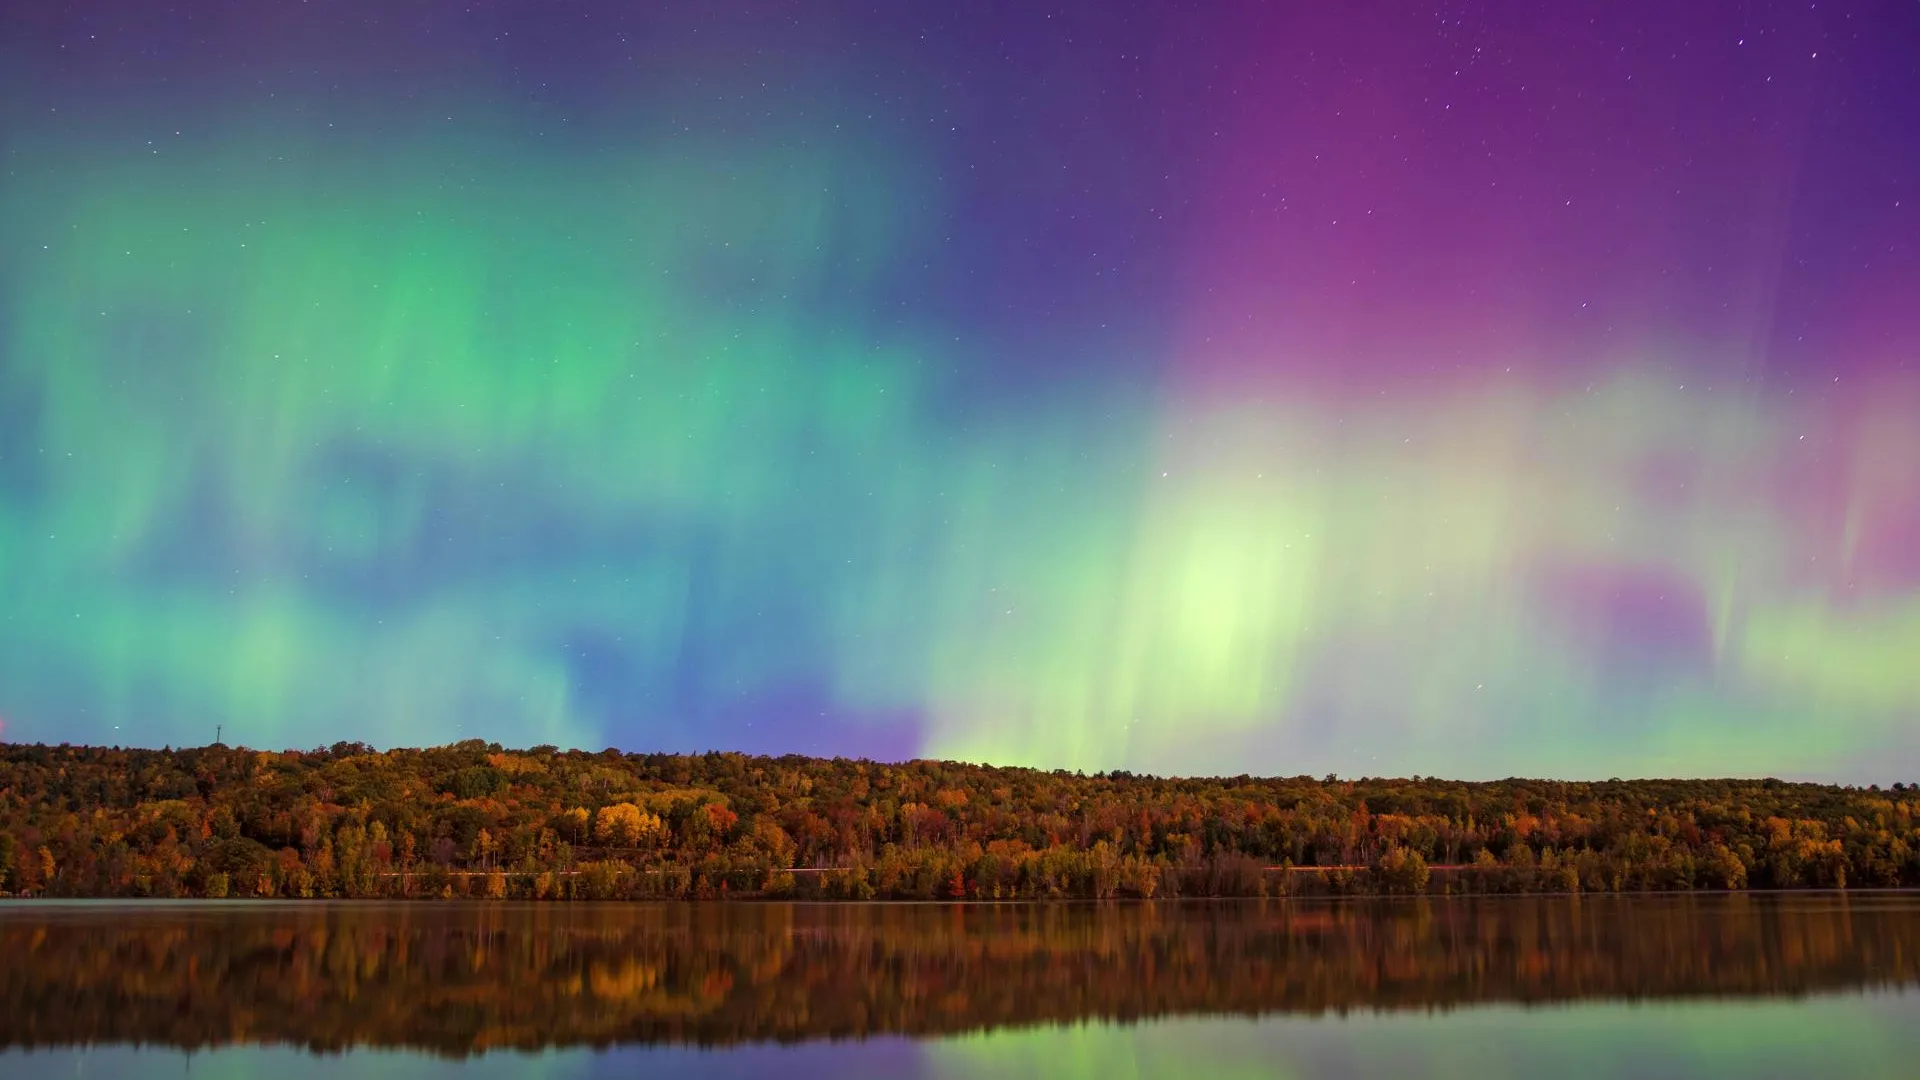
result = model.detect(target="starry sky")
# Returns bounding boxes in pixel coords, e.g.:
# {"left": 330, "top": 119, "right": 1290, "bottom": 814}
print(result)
{"left": 1, "top": 1, "right": 1916, "bottom": 780}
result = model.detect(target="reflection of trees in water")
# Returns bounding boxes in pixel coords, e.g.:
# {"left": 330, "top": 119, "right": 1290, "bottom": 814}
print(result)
{"left": 0, "top": 896, "right": 1915, "bottom": 1055}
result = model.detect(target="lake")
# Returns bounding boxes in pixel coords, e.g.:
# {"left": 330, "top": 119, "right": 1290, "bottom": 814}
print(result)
{"left": 2, "top": 894, "right": 1916, "bottom": 1078}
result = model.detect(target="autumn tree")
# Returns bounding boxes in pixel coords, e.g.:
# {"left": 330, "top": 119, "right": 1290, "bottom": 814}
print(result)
{"left": 595, "top": 803, "right": 665, "bottom": 849}
{"left": 3, "top": 742, "right": 1917, "bottom": 901}
{"left": 1376, "top": 846, "right": 1430, "bottom": 895}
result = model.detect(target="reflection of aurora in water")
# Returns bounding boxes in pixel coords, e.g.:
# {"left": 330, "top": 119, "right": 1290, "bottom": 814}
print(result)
{"left": 5, "top": 900, "right": 1920, "bottom": 1080}
{"left": 2, "top": 896, "right": 1918, "bottom": 1053}
{"left": 924, "top": 999, "right": 1920, "bottom": 1080}
{"left": 15, "top": 1001, "right": 1920, "bottom": 1080}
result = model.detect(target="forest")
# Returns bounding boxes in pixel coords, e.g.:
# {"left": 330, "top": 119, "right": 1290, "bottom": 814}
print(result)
{"left": 0, "top": 741, "right": 1916, "bottom": 900}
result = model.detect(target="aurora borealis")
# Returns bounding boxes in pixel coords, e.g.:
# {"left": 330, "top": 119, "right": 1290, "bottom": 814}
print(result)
{"left": 1, "top": 1, "right": 1916, "bottom": 779}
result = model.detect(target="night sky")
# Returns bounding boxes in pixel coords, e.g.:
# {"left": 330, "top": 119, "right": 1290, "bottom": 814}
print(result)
{"left": 2, "top": 1, "right": 1916, "bottom": 779}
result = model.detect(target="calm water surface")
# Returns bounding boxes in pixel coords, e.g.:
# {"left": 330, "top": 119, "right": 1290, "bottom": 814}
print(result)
{"left": 3, "top": 894, "right": 1916, "bottom": 1078}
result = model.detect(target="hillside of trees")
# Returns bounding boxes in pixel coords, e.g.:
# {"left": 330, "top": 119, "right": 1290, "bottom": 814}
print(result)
{"left": 6, "top": 896, "right": 1915, "bottom": 1053}
{"left": 0, "top": 741, "right": 1916, "bottom": 900}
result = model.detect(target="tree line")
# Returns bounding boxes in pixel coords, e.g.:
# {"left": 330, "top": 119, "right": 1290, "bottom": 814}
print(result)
{"left": 0, "top": 741, "right": 1915, "bottom": 900}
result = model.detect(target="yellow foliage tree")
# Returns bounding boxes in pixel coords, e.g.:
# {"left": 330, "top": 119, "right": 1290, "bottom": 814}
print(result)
{"left": 562, "top": 807, "right": 591, "bottom": 843}
{"left": 595, "top": 803, "right": 666, "bottom": 847}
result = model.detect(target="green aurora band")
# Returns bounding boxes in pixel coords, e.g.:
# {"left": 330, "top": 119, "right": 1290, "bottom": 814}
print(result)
{"left": 2, "top": 124, "right": 1917, "bottom": 780}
